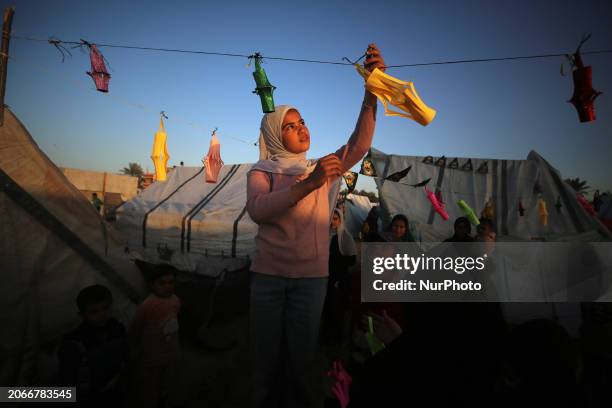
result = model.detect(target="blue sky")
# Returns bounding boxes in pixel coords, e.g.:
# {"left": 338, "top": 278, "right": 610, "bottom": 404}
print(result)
{"left": 5, "top": 0, "right": 612, "bottom": 194}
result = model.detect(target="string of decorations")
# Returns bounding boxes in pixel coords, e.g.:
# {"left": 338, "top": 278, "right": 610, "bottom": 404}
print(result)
{"left": 11, "top": 34, "right": 612, "bottom": 69}
{"left": 1, "top": 49, "right": 254, "bottom": 146}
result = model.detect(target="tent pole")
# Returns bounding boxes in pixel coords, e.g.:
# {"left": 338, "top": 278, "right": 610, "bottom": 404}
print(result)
{"left": 0, "top": 6, "right": 15, "bottom": 127}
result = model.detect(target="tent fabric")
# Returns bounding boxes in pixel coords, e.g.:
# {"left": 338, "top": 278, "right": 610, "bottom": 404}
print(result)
{"left": 343, "top": 193, "right": 375, "bottom": 238}
{"left": 0, "top": 108, "right": 146, "bottom": 385}
{"left": 116, "top": 165, "right": 345, "bottom": 274}
{"left": 366, "top": 148, "right": 611, "bottom": 242}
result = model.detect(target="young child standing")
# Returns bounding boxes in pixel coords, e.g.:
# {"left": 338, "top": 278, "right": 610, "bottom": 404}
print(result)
{"left": 247, "top": 43, "right": 386, "bottom": 408}
{"left": 58, "top": 284, "right": 128, "bottom": 407}
{"left": 129, "top": 264, "right": 181, "bottom": 408}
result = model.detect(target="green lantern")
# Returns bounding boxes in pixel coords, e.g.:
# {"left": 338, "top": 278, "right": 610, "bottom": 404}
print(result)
{"left": 251, "top": 53, "right": 276, "bottom": 113}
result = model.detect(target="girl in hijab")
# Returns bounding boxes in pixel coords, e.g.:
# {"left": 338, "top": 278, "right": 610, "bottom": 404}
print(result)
{"left": 246, "top": 44, "right": 385, "bottom": 408}
{"left": 322, "top": 208, "right": 357, "bottom": 346}
{"left": 386, "top": 213, "right": 416, "bottom": 242}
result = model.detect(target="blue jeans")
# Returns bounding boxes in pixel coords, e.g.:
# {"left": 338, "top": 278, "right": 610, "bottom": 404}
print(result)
{"left": 250, "top": 272, "right": 328, "bottom": 408}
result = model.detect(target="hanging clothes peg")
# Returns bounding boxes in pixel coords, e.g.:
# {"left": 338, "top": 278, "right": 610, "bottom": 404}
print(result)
{"left": 203, "top": 128, "right": 224, "bottom": 183}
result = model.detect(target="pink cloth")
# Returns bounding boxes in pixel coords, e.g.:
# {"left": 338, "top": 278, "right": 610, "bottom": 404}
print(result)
{"left": 131, "top": 294, "right": 181, "bottom": 367}
{"left": 246, "top": 104, "right": 375, "bottom": 278}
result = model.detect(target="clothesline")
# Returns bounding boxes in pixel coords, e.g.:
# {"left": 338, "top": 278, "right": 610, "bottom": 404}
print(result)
{"left": 3, "top": 51, "right": 256, "bottom": 146}
{"left": 11, "top": 34, "right": 612, "bottom": 69}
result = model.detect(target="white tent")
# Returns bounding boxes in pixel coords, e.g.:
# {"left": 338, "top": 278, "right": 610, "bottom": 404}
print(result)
{"left": 365, "top": 148, "right": 611, "bottom": 242}
{"left": 0, "top": 109, "right": 146, "bottom": 385}
{"left": 117, "top": 165, "right": 350, "bottom": 274}
{"left": 363, "top": 148, "right": 611, "bottom": 330}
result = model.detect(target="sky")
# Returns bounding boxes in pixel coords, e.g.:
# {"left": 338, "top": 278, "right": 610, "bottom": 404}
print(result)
{"left": 4, "top": 0, "right": 612, "bottom": 195}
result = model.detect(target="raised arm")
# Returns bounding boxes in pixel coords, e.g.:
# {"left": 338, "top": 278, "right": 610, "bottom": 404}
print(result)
{"left": 334, "top": 43, "right": 386, "bottom": 172}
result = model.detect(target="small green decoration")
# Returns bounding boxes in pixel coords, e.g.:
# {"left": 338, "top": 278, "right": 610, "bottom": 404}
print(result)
{"left": 252, "top": 53, "right": 276, "bottom": 113}
{"left": 365, "top": 316, "right": 386, "bottom": 356}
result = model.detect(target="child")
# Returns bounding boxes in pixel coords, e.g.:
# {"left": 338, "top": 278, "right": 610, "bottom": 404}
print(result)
{"left": 129, "top": 263, "right": 181, "bottom": 407}
{"left": 247, "top": 43, "right": 386, "bottom": 408}
{"left": 58, "top": 284, "right": 128, "bottom": 407}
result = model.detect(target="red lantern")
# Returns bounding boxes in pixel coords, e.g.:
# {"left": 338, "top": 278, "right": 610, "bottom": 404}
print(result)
{"left": 567, "top": 36, "right": 602, "bottom": 122}
{"left": 86, "top": 44, "right": 111, "bottom": 92}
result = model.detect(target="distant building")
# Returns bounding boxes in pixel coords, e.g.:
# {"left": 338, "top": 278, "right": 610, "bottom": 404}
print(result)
{"left": 60, "top": 167, "right": 139, "bottom": 220}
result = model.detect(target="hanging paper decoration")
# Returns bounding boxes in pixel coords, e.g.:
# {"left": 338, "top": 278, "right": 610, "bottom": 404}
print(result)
{"left": 365, "top": 316, "right": 385, "bottom": 356}
{"left": 457, "top": 200, "right": 480, "bottom": 226}
{"left": 481, "top": 199, "right": 495, "bottom": 220}
{"left": 354, "top": 65, "right": 436, "bottom": 126}
{"left": 435, "top": 156, "right": 447, "bottom": 167}
{"left": 461, "top": 159, "right": 473, "bottom": 172}
{"left": 476, "top": 161, "right": 488, "bottom": 174}
{"left": 518, "top": 199, "right": 525, "bottom": 217}
{"left": 251, "top": 53, "right": 276, "bottom": 113}
{"left": 448, "top": 158, "right": 459, "bottom": 169}
{"left": 327, "top": 360, "right": 352, "bottom": 408}
{"left": 435, "top": 189, "right": 444, "bottom": 205}
{"left": 410, "top": 177, "right": 431, "bottom": 188}
{"left": 202, "top": 129, "right": 224, "bottom": 183}
{"left": 576, "top": 193, "right": 597, "bottom": 216}
{"left": 343, "top": 171, "right": 358, "bottom": 194}
{"left": 555, "top": 196, "right": 563, "bottom": 213}
{"left": 422, "top": 156, "right": 434, "bottom": 165}
{"left": 385, "top": 166, "right": 411, "bottom": 182}
{"left": 359, "top": 153, "right": 377, "bottom": 177}
{"left": 86, "top": 43, "right": 111, "bottom": 92}
{"left": 151, "top": 115, "right": 170, "bottom": 182}
{"left": 425, "top": 187, "right": 449, "bottom": 220}
{"left": 567, "top": 35, "right": 602, "bottom": 123}
{"left": 538, "top": 198, "right": 549, "bottom": 226}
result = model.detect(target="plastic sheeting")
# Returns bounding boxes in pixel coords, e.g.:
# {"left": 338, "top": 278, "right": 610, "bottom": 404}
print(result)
{"left": 366, "top": 148, "right": 611, "bottom": 242}
{"left": 0, "top": 109, "right": 145, "bottom": 385}
{"left": 116, "top": 165, "right": 346, "bottom": 274}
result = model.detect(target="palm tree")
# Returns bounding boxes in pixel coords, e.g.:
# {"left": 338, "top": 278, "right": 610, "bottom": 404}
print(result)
{"left": 564, "top": 177, "right": 590, "bottom": 194}
{"left": 120, "top": 162, "right": 144, "bottom": 178}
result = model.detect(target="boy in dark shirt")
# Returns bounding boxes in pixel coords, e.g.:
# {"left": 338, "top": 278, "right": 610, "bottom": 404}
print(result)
{"left": 58, "top": 284, "right": 128, "bottom": 407}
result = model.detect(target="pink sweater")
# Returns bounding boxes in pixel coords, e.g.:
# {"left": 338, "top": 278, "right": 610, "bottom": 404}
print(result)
{"left": 246, "top": 104, "right": 376, "bottom": 278}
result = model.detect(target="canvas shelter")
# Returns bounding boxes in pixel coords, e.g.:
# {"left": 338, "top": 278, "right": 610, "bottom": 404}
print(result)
{"left": 0, "top": 108, "right": 146, "bottom": 385}
{"left": 116, "top": 165, "right": 350, "bottom": 275}
{"left": 364, "top": 147, "right": 611, "bottom": 242}
{"left": 362, "top": 148, "right": 612, "bottom": 327}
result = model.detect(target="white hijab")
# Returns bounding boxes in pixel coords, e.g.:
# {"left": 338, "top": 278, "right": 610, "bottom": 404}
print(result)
{"left": 331, "top": 208, "right": 357, "bottom": 257}
{"left": 251, "top": 105, "right": 317, "bottom": 175}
